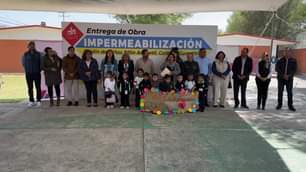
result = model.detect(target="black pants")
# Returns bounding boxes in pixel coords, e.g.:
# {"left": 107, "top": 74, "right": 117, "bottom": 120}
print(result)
{"left": 84, "top": 80, "right": 98, "bottom": 104}
{"left": 25, "top": 73, "right": 41, "bottom": 102}
{"left": 120, "top": 92, "right": 130, "bottom": 107}
{"left": 233, "top": 79, "right": 248, "bottom": 106}
{"left": 277, "top": 78, "right": 293, "bottom": 107}
{"left": 203, "top": 75, "right": 209, "bottom": 106}
{"left": 198, "top": 93, "right": 206, "bottom": 111}
{"left": 135, "top": 89, "right": 141, "bottom": 108}
{"left": 47, "top": 85, "right": 61, "bottom": 100}
{"left": 256, "top": 78, "right": 270, "bottom": 108}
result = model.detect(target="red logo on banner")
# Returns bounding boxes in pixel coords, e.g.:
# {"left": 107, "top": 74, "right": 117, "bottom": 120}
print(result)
{"left": 62, "top": 23, "right": 83, "bottom": 46}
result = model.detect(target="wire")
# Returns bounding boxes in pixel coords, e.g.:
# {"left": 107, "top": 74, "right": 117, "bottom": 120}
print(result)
{"left": 249, "top": 12, "right": 275, "bottom": 56}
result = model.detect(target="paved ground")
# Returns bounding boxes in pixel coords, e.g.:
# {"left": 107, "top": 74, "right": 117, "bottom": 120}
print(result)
{"left": 0, "top": 76, "right": 305, "bottom": 172}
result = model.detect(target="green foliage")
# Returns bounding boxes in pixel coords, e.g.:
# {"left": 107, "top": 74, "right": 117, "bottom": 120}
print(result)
{"left": 226, "top": 0, "right": 306, "bottom": 39}
{"left": 114, "top": 14, "right": 191, "bottom": 25}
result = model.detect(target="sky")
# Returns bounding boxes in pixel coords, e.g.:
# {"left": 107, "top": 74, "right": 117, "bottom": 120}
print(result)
{"left": 0, "top": 10, "right": 232, "bottom": 31}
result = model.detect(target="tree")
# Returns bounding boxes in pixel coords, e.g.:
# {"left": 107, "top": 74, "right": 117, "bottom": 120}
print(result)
{"left": 226, "top": 0, "right": 306, "bottom": 39}
{"left": 114, "top": 14, "right": 191, "bottom": 25}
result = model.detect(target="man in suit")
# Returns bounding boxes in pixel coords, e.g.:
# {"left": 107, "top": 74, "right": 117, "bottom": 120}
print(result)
{"left": 276, "top": 48, "right": 297, "bottom": 111}
{"left": 232, "top": 48, "right": 253, "bottom": 109}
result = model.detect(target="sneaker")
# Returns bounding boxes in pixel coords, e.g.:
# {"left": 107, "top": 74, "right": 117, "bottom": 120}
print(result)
{"left": 120, "top": 106, "right": 124, "bottom": 109}
{"left": 35, "top": 101, "right": 41, "bottom": 107}
{"left": 106, "top": 105, "right": 110, "bottom": 109}
{"left": 87, "top": 103, "right": 92, "bottom": 107}
{"left": 67, "top": 101, "right": 72, "bottom": 106}
{"left": 93, "top": 103, "right": 98, "bottom": 107}
{"left": 213, "top": 105, "right": 218, "bottom": 108}
{"left": 110, "top": 105, "right": 114, "bottom": 109}
{"left": 219, "top": 105, "right": 225, "bottom": 108}
{"left": 27, "top": 102, "right": 34, "bottom": 107}
{"left": 74, "top": 101, "right": 79, "bottom": 106}
{"left": 234, "top": 104, "right": 239, "bottom": 108}
{"left": 126, "top": 106, "right": 130, "bottom": 109}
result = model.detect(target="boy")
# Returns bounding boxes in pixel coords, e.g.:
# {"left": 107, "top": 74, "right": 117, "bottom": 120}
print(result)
{"left": 195, "top": 74, "right": 208, "bottom": 112}
{"left": 151, "top": 73, "right": 160, "bottom": 89}
{"left": 185, "top": 74, "right": 196, "bottom": 92}
{"left": 118, "top": 72, "right": 132, "bottom": 109}
{"left": 159, "top": 74, "right": 174, "bottom": 92}
{"left": 134, "top": 68, "right": 144, "bottom": 108}
{"left": 139, "top": 72, "right": 152, "bottom": 94}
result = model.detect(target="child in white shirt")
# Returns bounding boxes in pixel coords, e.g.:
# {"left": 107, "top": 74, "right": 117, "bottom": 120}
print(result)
{"left": 134, "top": 68, "right": 144, "bottom": 108}
{"left": 104, "top": 71, "right": 116, "bottom": 109}
{"left": 185, "top": 74, "right": 196, "bottom": 92}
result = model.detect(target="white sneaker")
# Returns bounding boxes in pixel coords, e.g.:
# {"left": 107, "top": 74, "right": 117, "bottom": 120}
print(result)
{"left": 27, "top": 102, "right": 34, "bottom": 107}
{"left": 126, "top": 106, "right": 130, "bottom": 109}
{"left": 120, "top": 106, "right": 124, "bottom": 109}
{"left": 35, "top": 101, "right": 41, "bottom": 107}
{"left": 111, "top": 105, "right": 114, "bottom": 109}
{"left": 106, "top": 106, "right": 110, "bottom": 109}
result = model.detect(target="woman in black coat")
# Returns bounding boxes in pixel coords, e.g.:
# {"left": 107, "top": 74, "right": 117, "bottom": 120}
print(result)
{"left": 256, "top": 52, "right": 271, "bottom": 110}
{"left": 118, "top": 52, "right": 134, "bottom": 83}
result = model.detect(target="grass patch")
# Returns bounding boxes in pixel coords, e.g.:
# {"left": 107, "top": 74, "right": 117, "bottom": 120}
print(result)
{"left": 0, "top": 73, "right": 27, "bottom": 103}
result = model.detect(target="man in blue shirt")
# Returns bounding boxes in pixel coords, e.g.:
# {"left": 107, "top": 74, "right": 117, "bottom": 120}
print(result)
{"left": 22, "top": 41, "right": 42, "bottom": 107}
{"left": 194, "top": 48, "right": 212, "bottom": 107}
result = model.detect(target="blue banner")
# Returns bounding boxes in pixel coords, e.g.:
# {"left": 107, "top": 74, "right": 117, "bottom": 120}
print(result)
{"left": 77, "top": 35, "right": 211, "bottom": 50}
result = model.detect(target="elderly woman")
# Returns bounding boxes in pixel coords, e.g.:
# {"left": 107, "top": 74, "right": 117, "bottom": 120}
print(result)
{"left": 256, "top": 52, "right": 272, "bottom": 110}
{"left": 160, "top": 53, "right": 181, "bottom": 82}
{"left": 212, "top": 51, "right": 231, "bottom": 108}
{"left": 42, "top": 47, "right": 62, "bottom": 107}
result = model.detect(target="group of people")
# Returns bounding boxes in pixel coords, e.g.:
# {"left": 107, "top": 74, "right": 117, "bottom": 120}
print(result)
{"left": 22, "top": 41, "right": 297, "bottom": 112}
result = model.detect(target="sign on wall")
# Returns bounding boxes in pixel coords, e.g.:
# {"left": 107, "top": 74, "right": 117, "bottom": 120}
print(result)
{"left": 62, "top": 22, "right": 217, "bottom": 63}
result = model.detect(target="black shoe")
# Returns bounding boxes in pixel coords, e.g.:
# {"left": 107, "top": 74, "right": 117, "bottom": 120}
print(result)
{"left": 213, "top": 105, "right": 218, "bottom": 108}
{"left": 87, "top": 103, "right": 92, "bottom": 107}
{"left": 256, "top": 106, "right": 260, "bottom": 110}
{"left": 93, "top": 103, "right": 98, "bottom": 107}
{"left": 205, "top": 104, "right": 210, "bottom": 107}
{"left": 262, "top": 107, "right": 265, "bottom": 110}
{"left": 56, "top": 99, "right": 60, "bottom": 106}
{"left": 289, "top": 106, "right": 296, "bottom": 112}
{"left": 241, "top": 105, "right": 249, "bottom": 109}
{"left": 67, "top": 101, "right": 72, "bottom": 106}
{"left": 74, "top": 101, "right": 79, "bottom": 106}
{"left": 276, "top": 105, "right": 282, "bottom": 110}
{"left": 219, "top": 105, "right": 225, "bottom": 108}
{"left": 234, "top": 104, "right": 239, "bottom": 108}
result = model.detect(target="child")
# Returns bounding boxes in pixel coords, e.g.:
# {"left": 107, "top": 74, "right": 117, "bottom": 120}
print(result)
{"left": 139, "top": 72, "right": 152, "bottom": 95}
{"left": 104, "top": 71, "right": 116, "bottom": 109}
{"left": 159, "top": 74, "right": 174, "bottom": 92}
{"left": 118, "top": 72, "right": 132, "bottom": 109}
{"left": 151, "top": 73, "right": 160, "bottom": 89}
{"left": 175, "top": 74, "right": 185, "bottom": 92}
{"left": 196, "top": 74, "right": 208, "bottom": 112}
{"left": 134, "top": 68, "right": 144, "bottom": 108}
{"left": 185, "top": 74, "right": 196, "bottom": 92}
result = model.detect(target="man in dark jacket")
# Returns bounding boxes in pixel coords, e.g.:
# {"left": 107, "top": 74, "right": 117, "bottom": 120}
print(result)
{"left": 22, "top": 41, "right": 42, "bottom": 107}
{"left": 182, "top": 52, "right": 200, "bottom": 79}
{"left": 232, "top": 48, "right": 253, "bottom": 109}
{"left": 276, "top": 48, "right": 297, "bottom": 111}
